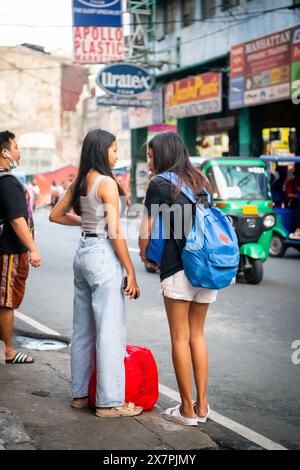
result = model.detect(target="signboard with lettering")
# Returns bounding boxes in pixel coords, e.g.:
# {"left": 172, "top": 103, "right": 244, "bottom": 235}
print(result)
{"left": 229, "top": 26, "right": 300, "bottom": 109}
{"left": 164, "top": 72, "right": 222, "bottom": 119}
{"left": 96, "top": 95, "right": 152, "bottom": 107}
{"left": 72, "top": 0, "right": 123, "bottom": 63}
{"left": 72, "top": 0, "right": 122, "bottom": 27}
{"left": 73, "top": 26, "right": 123, "bottom": 63}
{"left": 96, "top": 63, "right": 154, "bottom": 97}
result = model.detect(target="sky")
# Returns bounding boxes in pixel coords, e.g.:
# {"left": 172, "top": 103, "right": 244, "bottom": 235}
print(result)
{"left": 0, "top": 0, "right": 74, "bottom": 54}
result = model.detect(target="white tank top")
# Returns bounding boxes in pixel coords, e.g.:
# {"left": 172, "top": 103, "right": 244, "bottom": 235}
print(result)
{"left": 80, "top": 175, "right": 108, "bottom": 235}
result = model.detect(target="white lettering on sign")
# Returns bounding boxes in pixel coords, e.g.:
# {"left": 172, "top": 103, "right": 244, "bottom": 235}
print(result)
{"left": 73, "top": 26, "right": 123, "bottom": 64}
{"left": 101, "top": 72, "right": 151, "bottom": 90}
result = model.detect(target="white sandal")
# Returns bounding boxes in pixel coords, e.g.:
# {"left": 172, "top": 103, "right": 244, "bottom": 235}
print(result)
{"left": 193, "top": 402, "right": 211, "bottom": 423}
{"left": 162, "top": 404, "right": 198, "bottom": 426}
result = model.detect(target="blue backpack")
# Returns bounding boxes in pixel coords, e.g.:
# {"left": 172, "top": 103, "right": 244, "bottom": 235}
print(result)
{"left": 145, "top": 172, "right": 240, "bottom": 290}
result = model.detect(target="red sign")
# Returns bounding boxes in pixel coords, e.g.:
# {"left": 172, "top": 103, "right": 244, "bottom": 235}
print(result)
{"left": 73, "top": 26, "right": 123, "bottom": 64}
{"left": 164, "top": 72, "right": 222, "bottom": 118}
{"left": 229, "top": 26, "right": 300, "bottom": 109}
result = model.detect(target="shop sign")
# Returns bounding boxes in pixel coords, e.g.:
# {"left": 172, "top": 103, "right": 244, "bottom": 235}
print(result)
{"left": 96, "top": 63, "right": 154, "bottom": 97}
{"left": 97, "top": 95, "right": 152, "bottom": 107}
{"left": 128, "top": 89, "right": 164, "bottom": 129}
{"left": 229, "top": 26, "right": 300, "bottom": 109}
{"left": 164, "top": 72, "right": 222, "bottom": 119}
{"left": 73, "top": 26, "right": 123, "bottom": 63}
{"left": 72, "top": 0, "right": 122, "bottom": 27}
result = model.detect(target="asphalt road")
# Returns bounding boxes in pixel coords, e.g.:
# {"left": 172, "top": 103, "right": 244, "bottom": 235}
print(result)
{"left": 17, "top": 209, "right": 300, "bottom": 450}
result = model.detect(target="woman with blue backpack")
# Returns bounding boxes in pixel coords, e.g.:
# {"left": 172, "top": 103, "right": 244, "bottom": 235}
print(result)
{"left": 139, "top": 132, "right": 239, "bottom": 426}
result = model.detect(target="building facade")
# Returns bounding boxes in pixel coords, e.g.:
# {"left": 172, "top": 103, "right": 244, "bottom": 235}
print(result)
{"left": 0, "top": 44, "right": 89, "bottom": 177}
{"left": 130, "top": 0, "right": 300, "bottom": 200}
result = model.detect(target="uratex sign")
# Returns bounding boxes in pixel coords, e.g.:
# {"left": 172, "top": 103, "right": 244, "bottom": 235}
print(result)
{"left": 96, "top": 63, "right": 154, "bottom": 97}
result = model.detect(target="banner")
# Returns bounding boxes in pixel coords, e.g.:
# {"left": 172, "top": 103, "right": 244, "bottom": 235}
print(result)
{"left": 72, "top": 0, "right": 122, "bottom": 27}
{"left": 164, "top": 72, "right": 222, "bottom": 119}
{"left": 229, "top": 26, "right": 300, "bottom": 109}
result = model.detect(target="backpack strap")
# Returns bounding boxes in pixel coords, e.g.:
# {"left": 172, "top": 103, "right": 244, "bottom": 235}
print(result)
{"left": 0, "top": 171, "right": 12, "bottom": 178}
{"left": 159, "top": 172, "right": 212, "bottom": 207}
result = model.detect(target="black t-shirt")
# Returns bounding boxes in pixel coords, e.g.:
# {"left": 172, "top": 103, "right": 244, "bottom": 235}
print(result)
{"left": 0, "top": 172, "right": 29, "bottom": 254}
{"left": 144, "top": 175, "right": 204, "bottom": 282}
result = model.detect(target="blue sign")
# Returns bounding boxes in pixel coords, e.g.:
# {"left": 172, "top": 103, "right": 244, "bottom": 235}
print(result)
{"left": 229, "top": 76, "right": 244, "bottom": 109}
{"left": 97, "top": 95, "right": 153, "bottom": 107}
{"left": 96, "top": 63, "right": 154, "bottom": 97}
{"left": 72, "top": 0, "right": 122, "bottom": 27}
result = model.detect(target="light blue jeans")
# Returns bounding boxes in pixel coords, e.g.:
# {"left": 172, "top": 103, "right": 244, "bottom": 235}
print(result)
{"left": 71, "top": 236, "right": 126, "bottom": 407}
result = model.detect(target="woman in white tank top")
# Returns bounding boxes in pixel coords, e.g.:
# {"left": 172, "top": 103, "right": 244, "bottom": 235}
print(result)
{"left": 49, "top": 129, "right": 142, "bottom": 418}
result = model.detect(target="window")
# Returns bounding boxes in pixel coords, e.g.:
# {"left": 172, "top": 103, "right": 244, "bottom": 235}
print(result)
{"left": 163, "top": 0, "right": 176, "bottom": 35}
{"left": 181, "top": 0, "right": 195, "bottom": 27}
{"left": 201, "top": 0, "right": 216, "bottom": 19}
{"left": 156, "top": 2, "right": 166, "bottom": 40}
{"left": 222, "top": 0, "right": 240, "bottom": 11}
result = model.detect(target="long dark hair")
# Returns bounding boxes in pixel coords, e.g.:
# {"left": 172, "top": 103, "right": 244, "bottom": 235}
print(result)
{"left": 72, "top": 129, "right": 126, "bottom": 215}
{"left": 148, "top": 131, "right": 211, "bottom": 199}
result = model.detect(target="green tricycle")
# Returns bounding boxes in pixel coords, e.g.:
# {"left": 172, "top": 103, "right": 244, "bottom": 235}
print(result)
{"left": 191, "top": 156, "right": 275, "bottom": 284}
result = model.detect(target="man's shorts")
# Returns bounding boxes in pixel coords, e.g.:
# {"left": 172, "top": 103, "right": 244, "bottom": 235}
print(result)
{"left": 160, "top": 270, "right": 217, "bottom": 304}
{"left": 0, "top": 253, "right": 29, "bottom": 309}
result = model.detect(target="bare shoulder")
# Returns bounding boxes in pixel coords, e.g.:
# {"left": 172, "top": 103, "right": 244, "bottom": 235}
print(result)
{"left": 97, "top": 176, "right": 118, "bottom": 199}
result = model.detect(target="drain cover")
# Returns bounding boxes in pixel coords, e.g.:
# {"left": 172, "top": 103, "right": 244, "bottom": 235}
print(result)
{"left": 15, "top": 335, "right": 68, "bottom": 351}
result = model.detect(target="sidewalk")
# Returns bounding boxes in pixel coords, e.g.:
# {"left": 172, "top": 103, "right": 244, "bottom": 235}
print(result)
{"left": 0, "top": 347, "right": 218, "bottom": 451}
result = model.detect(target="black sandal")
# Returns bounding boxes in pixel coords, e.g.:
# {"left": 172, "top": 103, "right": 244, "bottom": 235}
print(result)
{"left": 6, "top": 352, "right": 34, "bottom": 364}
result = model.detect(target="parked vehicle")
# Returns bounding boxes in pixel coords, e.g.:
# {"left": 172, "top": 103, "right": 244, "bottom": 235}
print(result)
{"left": 260, "top": 155, "right": 300, "bottom": 257}
{"left": 190, "top": 157, "right": 275, "bottom": 284}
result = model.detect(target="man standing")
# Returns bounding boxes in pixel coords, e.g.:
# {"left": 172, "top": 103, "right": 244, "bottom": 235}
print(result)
{"left": 0, "top": 130, "right": 41, "bottom": 364}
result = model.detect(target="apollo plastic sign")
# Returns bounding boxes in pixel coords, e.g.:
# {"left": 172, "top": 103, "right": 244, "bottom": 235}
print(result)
{"left": 96, "top": 63, "right": 154, "bottom": 97}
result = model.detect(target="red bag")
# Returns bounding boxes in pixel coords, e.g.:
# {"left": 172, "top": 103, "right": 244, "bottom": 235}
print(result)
{"left": 89, "top": 345, "right": 159, "bottom": 411}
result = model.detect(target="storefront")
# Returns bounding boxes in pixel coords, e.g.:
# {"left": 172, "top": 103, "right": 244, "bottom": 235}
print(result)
{"left": 229, "top": 26, "right": 300, "bottom": 157}
{"left": 196, "top": 116, "right": 236, "bottom": 157}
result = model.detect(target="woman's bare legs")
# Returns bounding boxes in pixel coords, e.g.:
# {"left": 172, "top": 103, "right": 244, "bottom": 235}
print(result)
{"left": 188, "top": 301, "right": 209, "bottom": 417}
{"left": 163, "top": 296, "right": 196, "bottom": 419}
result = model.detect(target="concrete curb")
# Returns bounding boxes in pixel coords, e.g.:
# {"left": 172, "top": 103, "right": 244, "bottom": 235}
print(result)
{"left": 14, "top": 327, "right": 70, "bottom": 346}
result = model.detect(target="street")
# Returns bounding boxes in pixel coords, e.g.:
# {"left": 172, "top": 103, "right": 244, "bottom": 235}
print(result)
{"left": 15, "top": 208, "right": 300, "bottom": 450}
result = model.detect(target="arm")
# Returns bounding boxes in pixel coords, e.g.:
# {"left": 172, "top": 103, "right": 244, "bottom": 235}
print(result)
{"left": 138, "top": 211, "right": 160, "bottom": 271}
{"left": 138, "top": 180, "right": 161, "bottom": 270}
{"left": 138, "top": 211, "right": 151, "bottom": 259}
{"left": 100, "top": 178, "right": 140, "bottom": 300}
{"left": 49, "top": 187, "right": 81, "bottom": 226}
{"left": 10, "top": 218, "right": 41, "bottom": 267}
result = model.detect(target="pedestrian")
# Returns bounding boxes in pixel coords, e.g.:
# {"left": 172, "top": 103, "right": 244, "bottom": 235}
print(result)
{"left": 67, "top": 174, "right": 75, "bottom": 188}
{"left": 49, "top": 129, "right": 142, "bottom": 418}
{"left": 26, "top": 180, "right": 35, "bottom": 213}
{"left": 286, "top": 163, "right": 300, "bottom": 239}
{"left": 32, "top": 181, "right": 40, "bottom": 212}
{"left": 139, "top": 131, "right": 217, "bottom": 426}
{"left": 0, "top": 130, "right": 42, "bottom": 364}
{"left": 50, "top": 181, "right": 59, "bottom": 208}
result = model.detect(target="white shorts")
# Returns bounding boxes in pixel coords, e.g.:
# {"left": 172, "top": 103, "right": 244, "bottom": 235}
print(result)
{"left": 160, "top": 270, "right": 217, "bottom": 304}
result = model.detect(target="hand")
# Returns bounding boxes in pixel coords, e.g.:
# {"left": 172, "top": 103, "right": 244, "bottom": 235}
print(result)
{"left": 29, "top": 249, "right": 42, "bottom": 268}
{"left": 140, "top": 254, "right": 159, "bottom": 272}
{"left": 124, "top": 272, "right": 140, "bottom": 300}
{"left": 145, "top": 260, "right": 160, "bottom": 272}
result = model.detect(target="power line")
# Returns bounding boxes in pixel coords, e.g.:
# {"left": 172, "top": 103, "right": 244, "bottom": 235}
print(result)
{"left": 0, "top": 4, "right": 297, "bottom": 28}
{"left": 0, "top": 56, "right": 88, "bottom": 96}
